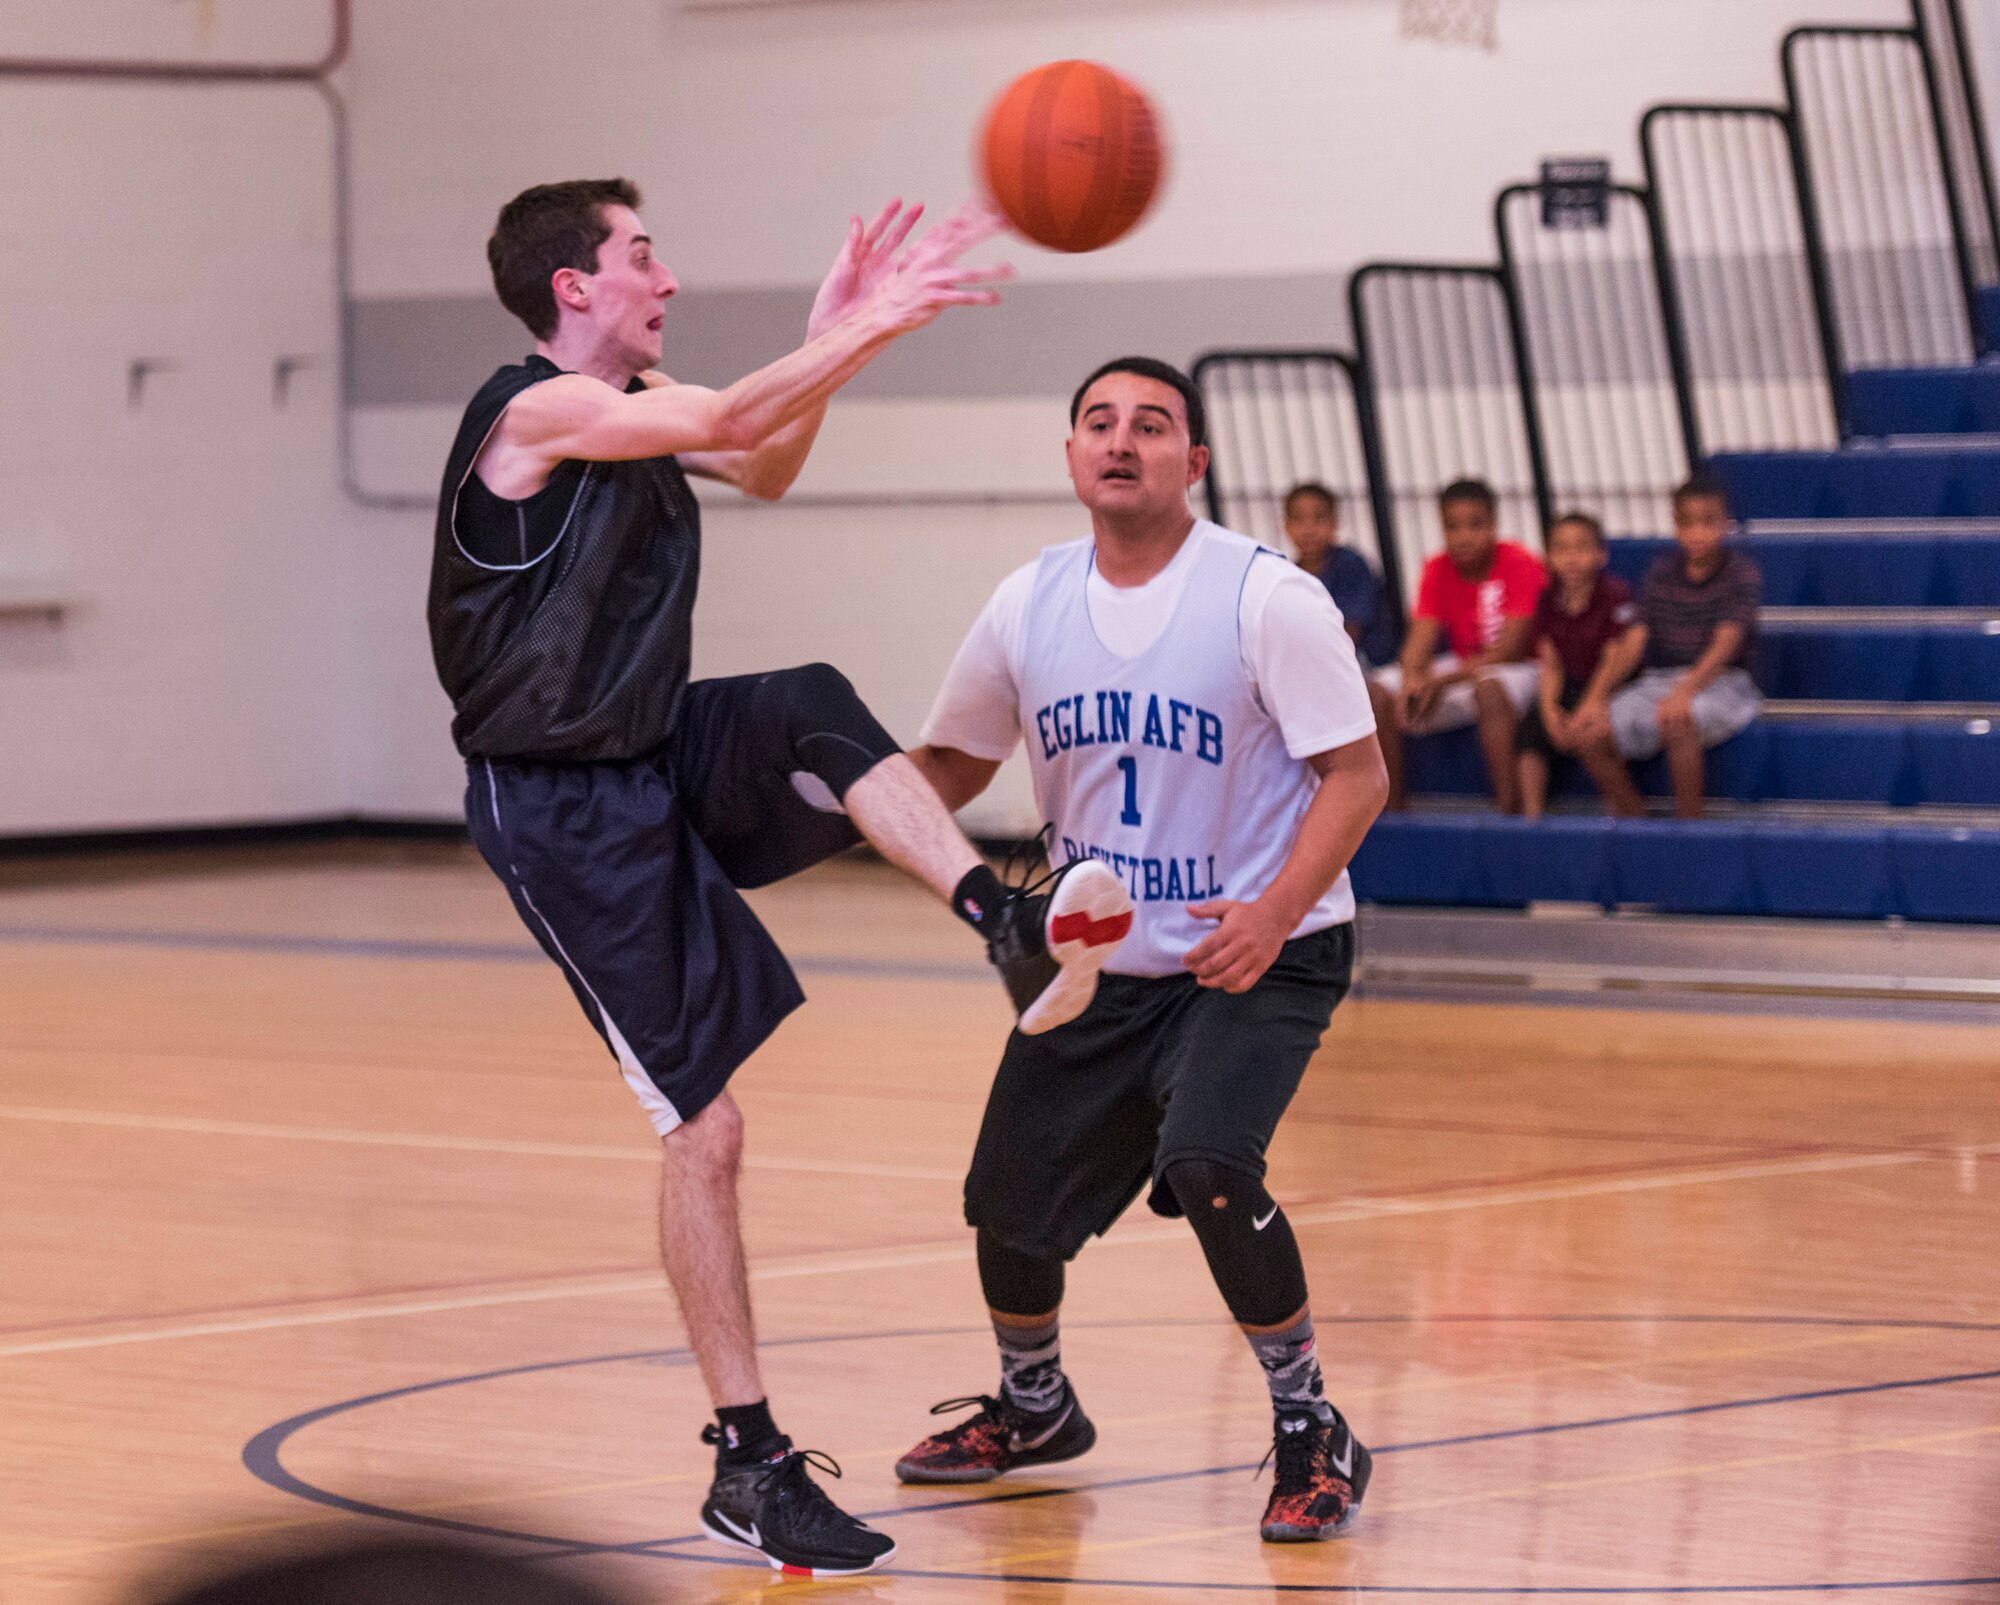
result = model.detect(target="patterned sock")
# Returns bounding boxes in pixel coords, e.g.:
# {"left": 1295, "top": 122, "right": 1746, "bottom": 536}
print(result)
{"left": 952, "top": 865, "right": 1009, "bottom": 932}
{"left": 994, "top": 1312, "right": 1066, "bottom": 1415}
{"left": 1246, "top": 1311, "right": 1336, "bottom": 1426}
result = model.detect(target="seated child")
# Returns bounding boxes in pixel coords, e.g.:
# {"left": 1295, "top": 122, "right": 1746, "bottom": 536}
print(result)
{"left": 1609, "top": 472, "right": 1764, "bottom": 820}
{"left": 1514, "top": 512, "right": 1646, "bottom": 819}
{"left": 1370, "top": 477, "right": 1545, "bottom": 811}
{"left": 1282, "top": 481, "right": 1403, "bottom": 668}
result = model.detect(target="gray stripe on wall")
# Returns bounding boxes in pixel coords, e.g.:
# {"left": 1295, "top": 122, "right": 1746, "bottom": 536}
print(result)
{"left": 348, "top": 274, "right": 1354, "bottom": 407}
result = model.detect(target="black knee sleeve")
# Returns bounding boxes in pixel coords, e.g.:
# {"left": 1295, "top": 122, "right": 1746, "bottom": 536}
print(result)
{"left": 1161, "top": 1157, "right": 1309, "bottom": 1329}
{"left": 760, "top": 662, "right": 902, "bottom": 799}
{"left": 977, "top": 1229, "right": 1066, "bottom": 1317}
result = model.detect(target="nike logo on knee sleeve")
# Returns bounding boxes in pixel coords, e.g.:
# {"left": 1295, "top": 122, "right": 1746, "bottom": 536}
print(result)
{"left": 1253, "top": 1203, "right": 1279, "bottom": 1231}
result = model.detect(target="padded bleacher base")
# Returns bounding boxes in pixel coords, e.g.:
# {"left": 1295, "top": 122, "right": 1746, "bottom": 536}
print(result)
{"left": 1349, "top": 814, "right": 2000, "bottom": 921}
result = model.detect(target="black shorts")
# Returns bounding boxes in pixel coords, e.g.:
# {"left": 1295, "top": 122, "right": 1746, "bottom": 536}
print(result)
{"left": 1513, "top": 684, "right": 1585, "bottom": 762}
{"left": 963, "top": 923, "right": 1354, "bottom": 1262}
{"left": 465, "top": 667, "right": 899, "bottom": 1134}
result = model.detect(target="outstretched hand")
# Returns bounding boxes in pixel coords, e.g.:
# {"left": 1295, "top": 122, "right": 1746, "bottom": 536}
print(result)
{"left": 808, "top": 199, "right": 926, "bottom": 339}
{"left": 851, "top": 199, "right": 1013, "bottom": 336}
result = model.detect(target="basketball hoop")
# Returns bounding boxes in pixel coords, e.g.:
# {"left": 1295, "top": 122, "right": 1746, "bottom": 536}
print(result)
{"left": 1400, "top": 0, "right": 1499, "bottom": 52}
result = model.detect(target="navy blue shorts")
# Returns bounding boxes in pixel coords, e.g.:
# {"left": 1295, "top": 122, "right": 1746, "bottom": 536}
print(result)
{"left": 466, "top": 666, "right": 899, "bottom": 1133}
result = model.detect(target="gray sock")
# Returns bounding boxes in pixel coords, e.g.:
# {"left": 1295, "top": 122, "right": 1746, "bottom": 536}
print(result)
{"left": 1247, "top": 1310, "right": 1336, "bottom": 1425}
{"left": 994, "top": 1313, "right": 1066, "bottom": 1415}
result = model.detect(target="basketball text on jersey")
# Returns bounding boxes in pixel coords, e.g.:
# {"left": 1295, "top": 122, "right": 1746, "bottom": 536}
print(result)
{"left": 1056, "top": 839, "right": 1223, "bottom": 904}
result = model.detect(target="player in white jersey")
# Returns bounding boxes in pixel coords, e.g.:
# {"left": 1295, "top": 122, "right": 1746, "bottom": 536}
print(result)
{"left": 896, "top": 357, "right": 1390, "bottom": 1542}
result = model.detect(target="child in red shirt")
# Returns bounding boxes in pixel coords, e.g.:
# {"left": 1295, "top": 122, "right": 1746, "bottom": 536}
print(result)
{"left": 1369, "top": 478, "right": 1546, "bottom": 811}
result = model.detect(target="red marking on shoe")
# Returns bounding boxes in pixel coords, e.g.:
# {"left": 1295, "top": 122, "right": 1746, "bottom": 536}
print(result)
{"left": 780, "top": 1564, "right": 810, "bottom": 1576}
{"left": 1050, "top": 910, "right": 1132, "bottom": 948}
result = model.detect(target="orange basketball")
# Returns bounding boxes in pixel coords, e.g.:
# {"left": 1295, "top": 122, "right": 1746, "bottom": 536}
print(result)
{"left": 979, "top": 61, "right": 1166, "bottom": 253}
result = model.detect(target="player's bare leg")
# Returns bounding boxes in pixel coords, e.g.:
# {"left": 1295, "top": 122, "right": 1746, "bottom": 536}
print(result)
{"left": 842, "top": 753, "right": 984, "bottom": 897}
{"left": 849, "top": 753, "right": 1132, "bottom": 1034}
{"left": 656, "top": 1093, "right": 762, "bottom": 1406}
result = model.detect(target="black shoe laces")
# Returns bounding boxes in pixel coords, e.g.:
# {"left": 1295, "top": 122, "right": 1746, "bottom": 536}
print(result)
{"left": 765, "top": 1448, "right": 869, "bottom": 1545}
{"left": 1257, "top": 1420, "right": 1329, "bottom": 1493}
{"left": 1000, "top": 825, "right": 1059, "bottom": 889}
{"left": 928, "top": 1394, "right": 1008, "bottom": 1427}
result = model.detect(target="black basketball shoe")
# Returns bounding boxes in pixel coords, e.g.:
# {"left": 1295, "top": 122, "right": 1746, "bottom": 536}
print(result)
{"left": 895, "top": 1384, "right": 1098, "bottom": 1483}
{"left": 1258, "top": 1409, "right": 1372, "bottom": 1542}
{"left": 983, "top": 855, "right": 1132, "bottom": 1035}
{"left": 698, "top": 1436, "right": 896, "bottom": 1578}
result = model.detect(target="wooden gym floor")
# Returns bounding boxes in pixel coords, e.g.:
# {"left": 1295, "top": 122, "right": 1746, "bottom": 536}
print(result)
{"left": 3, "top": 842, "right": 1999, "bottom": 1604}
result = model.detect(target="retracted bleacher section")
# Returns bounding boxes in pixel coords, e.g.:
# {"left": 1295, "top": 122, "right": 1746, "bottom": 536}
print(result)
{"left": 1195, "top": 0, "right": 2000, "bottom": 922}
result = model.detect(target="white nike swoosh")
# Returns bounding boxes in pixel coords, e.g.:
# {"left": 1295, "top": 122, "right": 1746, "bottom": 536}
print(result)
{"left": 1330, "top": 1434, "right": 1355, "bottom": 1479}
{"left": 1252, "top": 1204, "right": 1279, "bottom": 1231}
{"left": 1009, "top": 1400, "right": 1074, "bottom": 1452}
{"left": 711, "top": 1511, "right": 762, "bottom": 1547}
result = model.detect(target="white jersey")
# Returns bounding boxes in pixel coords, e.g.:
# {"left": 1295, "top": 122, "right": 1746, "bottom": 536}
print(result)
{"left": 925, "top": 522, "right": 1376, "bottom": 978}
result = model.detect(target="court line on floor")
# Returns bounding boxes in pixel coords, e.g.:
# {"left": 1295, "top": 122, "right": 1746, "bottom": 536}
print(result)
{"left": 234, "top": 1339, "right": 2000, "bottom": 1595}
{"left": 0, "top": 1103, "right": 961, "bottom": 1182}
{"left": 7, "top": 1319, "right": 1988, "bottom": 1574}
{"left": 0, "top": 922, "right": 994, "bottom": 984}
{"left": 6, "top": 1143, "right": 1989, "bottom": 1362}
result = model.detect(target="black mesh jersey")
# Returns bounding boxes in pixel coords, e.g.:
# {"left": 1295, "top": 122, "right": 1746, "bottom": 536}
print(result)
{"left": 428, "top": 355, "right": 700, "bottom": 762}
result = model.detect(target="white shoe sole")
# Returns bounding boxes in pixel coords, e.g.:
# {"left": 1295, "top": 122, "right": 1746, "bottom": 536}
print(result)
{"left": 700, "top": 1514, "right": 898, "bottom": 1577}
{"left": 1017, "top": 861, "right": 1133, "bottom": 1035}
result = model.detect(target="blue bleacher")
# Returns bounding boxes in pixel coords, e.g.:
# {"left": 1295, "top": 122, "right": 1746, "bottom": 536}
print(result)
{"left": 1607, "top": 534, "right": 2000, "bottom": 608}
{"left": 1846, "top": 366, "right": 2000, "bottom": 437}
{"left": 1403, "top": 716, "right": 1999, "bottom": 809}
{"left": 1348, "top": 813, "right": 2000, "bottom": 922}
{"left": 1980, "top": 286, "right": 2000, "bottom": 357}
{"left": 1757, "top": 623, "right": 2000, "bottom": 702}
{"left": 1708, "top": 447, "right": 2000, "bottom": 520}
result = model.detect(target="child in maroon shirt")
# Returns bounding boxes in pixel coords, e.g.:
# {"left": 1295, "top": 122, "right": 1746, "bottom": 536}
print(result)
{"left": 1515, "top": 513, "right": 1647, "bottom": 819}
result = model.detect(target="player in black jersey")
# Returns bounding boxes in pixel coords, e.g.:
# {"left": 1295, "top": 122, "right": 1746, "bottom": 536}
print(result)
{"left": 428, "top": 179, "right": 1132, "bottom": 1578}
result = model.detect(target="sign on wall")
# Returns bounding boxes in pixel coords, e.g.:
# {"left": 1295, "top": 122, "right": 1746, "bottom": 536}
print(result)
{"left": 1540, "top": 157, "right": 1613, "bottom": 228}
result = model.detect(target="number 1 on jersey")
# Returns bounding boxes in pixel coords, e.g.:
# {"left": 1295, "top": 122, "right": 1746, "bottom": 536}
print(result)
{"left": 1116, "top": 755, "right": 1142, "bottom": 826}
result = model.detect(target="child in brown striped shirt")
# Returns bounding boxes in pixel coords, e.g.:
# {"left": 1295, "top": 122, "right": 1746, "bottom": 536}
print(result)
{"left": 1608, "top": 472, "right": 1764, "bottom": 819}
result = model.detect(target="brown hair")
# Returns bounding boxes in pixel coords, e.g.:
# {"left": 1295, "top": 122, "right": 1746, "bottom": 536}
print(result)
{"left": 1438, "top": 476, "right": 1498, "bottom": 516}
{"left": 1549, "top": 510, "right": 1605, "bottom": 546}
{"left": 487, "top": 178, "right": 642, "bottom": 340}
{"left": 1283, "top": 481, "right": 1339, "bottom": 516}
{"left": 1672, "top": 469, "right": 1732, "bottom": 513}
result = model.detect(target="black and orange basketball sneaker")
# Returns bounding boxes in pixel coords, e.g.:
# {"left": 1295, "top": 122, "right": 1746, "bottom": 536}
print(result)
{"left": 983, "top": 857, "right": 1132, "bottom": 1035}
{"left": 894, "top": 1385, "right": 1098, "bottom": 1484}
{"left": 699, "top": 1438, "right": 896, "bottom": 1578}
{"left": 1258, "top": 1409, "right": 1372, "bottom": 1542}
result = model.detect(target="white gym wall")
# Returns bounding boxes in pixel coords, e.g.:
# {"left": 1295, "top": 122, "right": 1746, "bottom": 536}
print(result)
{"left": 0, "top": 0, "right": 1930, "bottom": 835}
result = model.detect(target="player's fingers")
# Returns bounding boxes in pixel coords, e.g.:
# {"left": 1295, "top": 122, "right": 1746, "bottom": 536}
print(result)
{"left": 923, "top": 199, "right": 1005, "bottom": 261}
{"left": 1184, "top": 936, "right": 1232, "bottom": 976}
{"left": 880, "top": 201, "right": 923, "bottom": 256}
{"left": 862, "top": 198, "right": 902, "bottom": 249}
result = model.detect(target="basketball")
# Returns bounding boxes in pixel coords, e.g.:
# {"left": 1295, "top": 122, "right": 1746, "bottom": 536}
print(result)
{"left": 979, "top": 60, "right": 1166, "bottom": 253}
